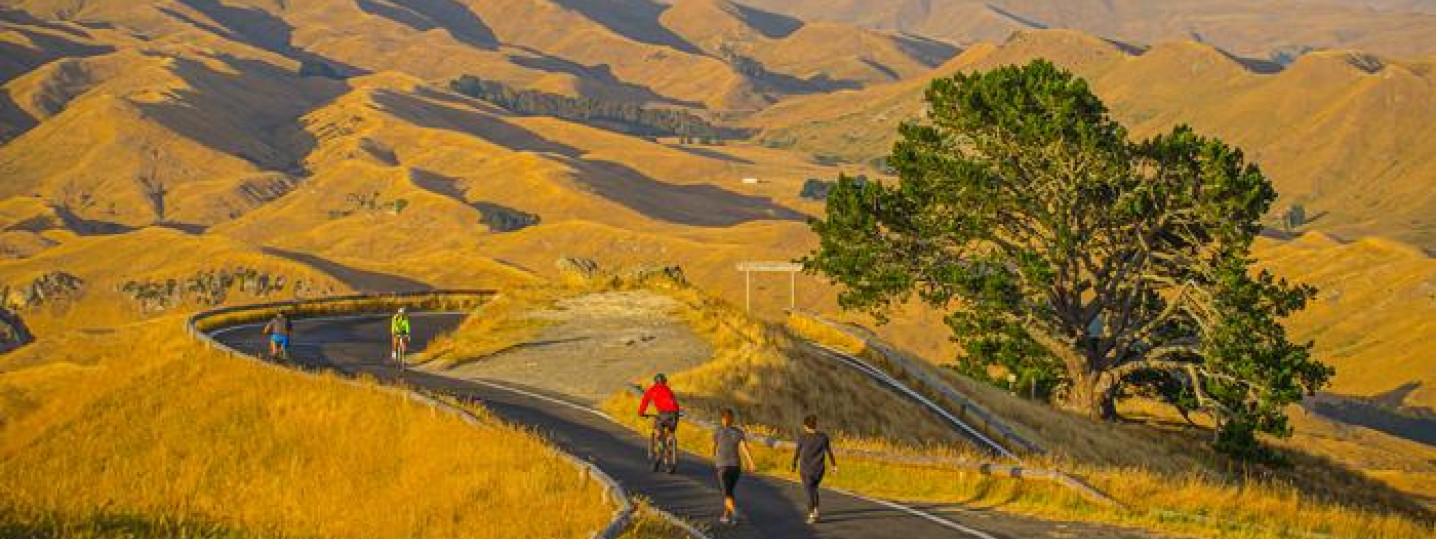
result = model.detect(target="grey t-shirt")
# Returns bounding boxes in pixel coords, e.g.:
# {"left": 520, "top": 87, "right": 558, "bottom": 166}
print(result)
{"left": 713, "top": 426, "right": 746, "bottom": 468}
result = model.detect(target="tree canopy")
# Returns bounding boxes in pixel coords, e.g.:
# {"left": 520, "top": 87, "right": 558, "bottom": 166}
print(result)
{"left": 804, "top": 60, "right": 1332, "bottom": 458}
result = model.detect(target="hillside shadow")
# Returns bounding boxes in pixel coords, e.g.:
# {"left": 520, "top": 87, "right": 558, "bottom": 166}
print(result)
{"left": 53, "top": 205, "right": 137, "bottom": 235}
{"left": 0, "top": 307, "right": 34, "bottom": 353}
{"left": 372, "top": 90, "right": 807, "bottom": 227}
{"left": 666, "top": 143, "right": 755, "bottom": 164}
{"left": 507, "top": 49, "right": 703, "bottom": 108}
{"left": 0, "top": 21, "right": 114, "bottom": 84}
{"left": 408, "top": 168, "right": 542, "bottom": 231}
{"left": 0, "top": 7, "right": 93, "bottom": 38}
{"left": 130, "top": 53, "right": 347, "bottom": 176}
{"left": 0, "top": 88, "right": 36, "bottom": 140}
{"left": 161, "top": 0, "right": 365, "bottom": 76}
{"left": 356, "top": 0, "right": 497, "bottom": 49}
{"left": 550, "top": 0, "right": 702, "bottom": 55}
{"left": 262, "top": 247, "right": 431, "bottom": 293}
{"left": 891, "top": 32, "right": 962, "bottom": 67}
{"left": 1308, "top": 383, "right": 1436, "bottom": 447}
{"left": 726, "top": 2, "right": 803, "bottom": 39}
{"left": 986, "top": 4, "right": 1048, "bottom": 30}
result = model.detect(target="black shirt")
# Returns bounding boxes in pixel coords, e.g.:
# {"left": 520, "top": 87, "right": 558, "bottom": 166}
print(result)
{"left": 793, "top": 431, "right": 835, "bottom": 475}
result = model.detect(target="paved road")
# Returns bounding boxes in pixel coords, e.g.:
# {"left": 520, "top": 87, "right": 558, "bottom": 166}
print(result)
{"left": 213, "top": 314, "right": 1163, "bottom": 539}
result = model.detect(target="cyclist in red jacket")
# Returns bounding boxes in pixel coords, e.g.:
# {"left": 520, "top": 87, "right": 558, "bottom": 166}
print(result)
{"left": 639, "top": 373, "right": 682, "bottom": 439}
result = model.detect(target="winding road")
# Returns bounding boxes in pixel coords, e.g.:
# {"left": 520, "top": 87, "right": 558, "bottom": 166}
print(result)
{"left": 211, "top": 313, "right": 1162, "bottom": 539}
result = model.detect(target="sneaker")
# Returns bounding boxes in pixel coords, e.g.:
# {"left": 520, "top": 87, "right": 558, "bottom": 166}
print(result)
{"left": 718, "top": 515, "right": 732, "bottom": 526}
{"left": 810, "top": 509, "right": 820, "bottom": 524}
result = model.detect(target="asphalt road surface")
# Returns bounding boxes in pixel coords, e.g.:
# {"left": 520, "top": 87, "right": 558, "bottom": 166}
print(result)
{"left": 212, "top": 313, "right": 1163, "bottom": 539}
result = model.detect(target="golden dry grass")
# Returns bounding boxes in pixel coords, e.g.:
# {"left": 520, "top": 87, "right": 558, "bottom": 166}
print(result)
{"left": 416, "top": 288, "right": 561, "bottom": 367}
{"left": 618, "top": 500, "right": 700, "bottom": 539}
{"left": 0, "top": 317, "right": 615, "bottom": 539}
{"left": 589, "top": 280, "right": 969, "bottom": 447}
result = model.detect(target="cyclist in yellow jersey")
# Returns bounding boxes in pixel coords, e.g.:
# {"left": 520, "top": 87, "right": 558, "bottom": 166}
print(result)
{"left": 391, "top": 307, "right": 411, "bottom": 364}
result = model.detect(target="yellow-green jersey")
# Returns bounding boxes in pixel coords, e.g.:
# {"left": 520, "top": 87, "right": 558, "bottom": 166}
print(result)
{"left": 391, "top": 314, "right": 411, "bottom": 336}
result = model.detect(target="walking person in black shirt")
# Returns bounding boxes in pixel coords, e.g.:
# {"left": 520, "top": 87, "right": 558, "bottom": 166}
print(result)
{"left": 713, "top": 407, "right": 756, "bottom": 526}
{"left": 791, "top": 414, "right": 837, "bottom": 524}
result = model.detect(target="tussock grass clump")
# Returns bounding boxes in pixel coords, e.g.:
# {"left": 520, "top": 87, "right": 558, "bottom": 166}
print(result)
{"left": 0, "top": 317, "right": 613, "bottom": 539}
{"left": 618, "top": 499, "right": 700, "bottom": 539}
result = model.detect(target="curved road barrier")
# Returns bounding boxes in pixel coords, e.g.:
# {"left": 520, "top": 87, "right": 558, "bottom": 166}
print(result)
{"left": 185, "top": 292, "right": 645, "bottom": 539}
{"left": 789, "top": 311, "right": 1043, "bottom": 456}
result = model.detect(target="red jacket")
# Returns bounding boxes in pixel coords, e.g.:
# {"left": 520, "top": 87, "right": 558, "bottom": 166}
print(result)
{"left": 638, "top": 383, "right": 680, "bottom": 414}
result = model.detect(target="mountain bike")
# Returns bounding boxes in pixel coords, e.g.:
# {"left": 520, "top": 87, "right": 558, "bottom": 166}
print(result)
{"left": 643, "top": 412, "right": 681, "bottom": 474}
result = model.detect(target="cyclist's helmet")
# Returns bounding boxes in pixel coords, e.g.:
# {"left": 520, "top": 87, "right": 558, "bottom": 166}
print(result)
{"left": 654, "top": 373, "right": 667, "bottom": 385}
{"left": 398, "top": 307, "right": 407, "bottom": 314}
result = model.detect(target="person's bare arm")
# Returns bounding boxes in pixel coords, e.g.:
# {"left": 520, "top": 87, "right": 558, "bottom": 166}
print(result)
{"left": 739, "top": 440, "right": 756, "bottom": 472}
{"left": 828, "top": 442, "right": 838, "bottom": 474}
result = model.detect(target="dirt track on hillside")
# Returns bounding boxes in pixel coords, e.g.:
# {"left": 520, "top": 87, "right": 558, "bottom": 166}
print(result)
{"left": 427, "top": 291, "right": 712, "bottom": 403}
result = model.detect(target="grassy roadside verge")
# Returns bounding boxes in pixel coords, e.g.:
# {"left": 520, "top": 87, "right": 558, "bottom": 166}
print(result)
{"left": 415, "top": 287, "right": 563, "bottom": 367}
{"left": 0, "top": 317, "right": 615, "bottom": 539}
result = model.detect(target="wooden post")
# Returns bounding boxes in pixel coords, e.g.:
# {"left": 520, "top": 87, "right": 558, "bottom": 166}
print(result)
{"left": 736, "top": 262, "right": 802, "bottom": 314}
{"left": 745, "top": 270, "right": 751, "bottom": 312}
{"left": 789, "top": 270, "right": 796, "bottom": 310}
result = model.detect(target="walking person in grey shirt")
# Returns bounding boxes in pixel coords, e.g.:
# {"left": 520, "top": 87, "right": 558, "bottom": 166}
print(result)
{"left": 791, "top": 414, "right": 838, "bottom": 523}
{"left": 713, "top": 407, "right": 756, "bottom": 525}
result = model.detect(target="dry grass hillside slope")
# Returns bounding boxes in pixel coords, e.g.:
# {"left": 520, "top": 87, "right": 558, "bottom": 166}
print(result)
{"left": 1255, "top": 233, "right": 1436, "bottom": 409}
{"left": 0, "top": 0, "right": 950, "bottom": 110}
{"left": 751, "top": 29, "right": 1436, "bottom": 248}
{"left": 737, "top": 0, "right": 1436, "bottom": 60}
{"left": 0, "top": 317, "right": 616, "bottom": 538}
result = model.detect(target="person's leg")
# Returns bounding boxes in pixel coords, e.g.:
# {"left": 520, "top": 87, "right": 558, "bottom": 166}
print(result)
{"left": 729, "top": 469, "right": 742, "bottom": 521}
{"left": 803, "top": 474, "right": 819, "bottom": 515}
{"left": 718, "top": 467, "right": 739, "bottom": 521}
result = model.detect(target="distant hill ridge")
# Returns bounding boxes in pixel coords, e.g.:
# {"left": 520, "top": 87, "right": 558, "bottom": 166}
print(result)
{"left": 750, "top": 28, "right": 1436, "bottom": 250}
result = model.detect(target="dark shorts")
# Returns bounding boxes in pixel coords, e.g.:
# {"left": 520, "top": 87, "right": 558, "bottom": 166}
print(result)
{"left": 653, "top": 411, "right": 680, "bottom": 434}
{"left": 717, "top": 466, "right": 741, "bottom": 497}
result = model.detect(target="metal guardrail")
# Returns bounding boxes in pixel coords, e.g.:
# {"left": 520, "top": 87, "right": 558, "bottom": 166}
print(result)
{"left": 791, "top": 311, "right": 1045, "bottom": 456}
{"left": 184, "top": 292, "right": 641, "bottom": 539}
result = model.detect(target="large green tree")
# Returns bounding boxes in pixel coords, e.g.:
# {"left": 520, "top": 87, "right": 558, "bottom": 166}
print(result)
{"left": 805, "top": 60, "right": 1332, "bottom": 457}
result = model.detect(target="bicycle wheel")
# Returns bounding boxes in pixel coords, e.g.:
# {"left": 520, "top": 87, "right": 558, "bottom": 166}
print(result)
{"left": 664, "top": 433, "right": 678, "bottom": 474}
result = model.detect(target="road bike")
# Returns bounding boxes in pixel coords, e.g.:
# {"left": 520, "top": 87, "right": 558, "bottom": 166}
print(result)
{"left": 643, "top": 412, "right": 681, "bottom": 474}
{"left": 392, "top": 333, "right": 409, "bottom": 369}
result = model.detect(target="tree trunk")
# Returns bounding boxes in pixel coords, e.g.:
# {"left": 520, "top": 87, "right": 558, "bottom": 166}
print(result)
{"left": 1064, "top": 370, "right": 1119, "bottom": 421}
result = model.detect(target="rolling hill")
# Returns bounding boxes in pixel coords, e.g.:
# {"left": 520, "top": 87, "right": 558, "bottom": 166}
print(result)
{"left": 735, "top": 0, "right": 1436, "bottom": 60}
{"left": 750, "top": 29, "right": 1436, "bottom": 249}
{"left": 0, "top": 0, "right": 955, "bottom": 111}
